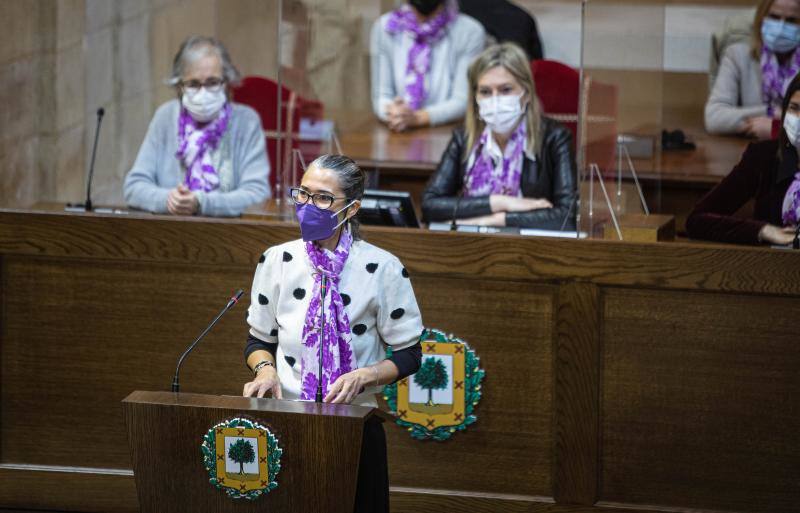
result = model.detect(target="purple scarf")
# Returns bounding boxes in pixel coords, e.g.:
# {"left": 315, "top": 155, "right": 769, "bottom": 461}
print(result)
{"left": 760, "top": 47, "right": 800, "bottom": 118}
{"left": 384, "top": 2, "right": 457, "bottom": 110}
{"left": 176, "top": 103, "right": 231, "bottom": 192}
{"left": 464, "top": 121, "right": 527, "bottom": 197}
{"left": 299, "top": 229, "right": 357, "bottom": 400}
{"left": 782, "top": 172, "right": 800, "bottom": 225}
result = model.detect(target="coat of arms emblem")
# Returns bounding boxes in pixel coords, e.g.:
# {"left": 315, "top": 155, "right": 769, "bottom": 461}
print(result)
{"left": 384, "top": 328, "right": 484, "bottom": 441}
{"left": 201, "top": 417, "right": 282, "bottom": 500}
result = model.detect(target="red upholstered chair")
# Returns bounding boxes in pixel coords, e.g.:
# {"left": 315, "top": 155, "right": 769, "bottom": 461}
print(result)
{"left": 231, "top": 76, "right": 324, "bottom": 195}
{"left": 530, "top": 59, "right": 618, "bottom": 175}
{"left": 530, "top": 59, "right": 580, "bottom": 142}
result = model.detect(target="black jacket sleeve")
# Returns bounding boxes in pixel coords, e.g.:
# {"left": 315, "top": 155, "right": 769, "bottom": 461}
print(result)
{"left": 244, "top": 334, "right": 277, "bottom": 367}
{"left": 506, "top": 121, "right": 577, "bottom": 230}
{"left": 421, "top": 130, "right": 493, "bottom": 222}
{"left": 388, "top": 341, "right": 422, "bottom": 381}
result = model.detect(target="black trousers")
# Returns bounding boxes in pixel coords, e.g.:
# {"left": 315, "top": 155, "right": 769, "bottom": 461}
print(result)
{"left": 354, "top": 420, "right": 389, "bottom": 513}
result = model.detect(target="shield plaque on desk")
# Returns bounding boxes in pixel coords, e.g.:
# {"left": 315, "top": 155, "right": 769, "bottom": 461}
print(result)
{"left": 384, "top": 328, "right": 484, "bottom": 441}
{"left": 201, "top": 417, "right": 282, "bottom": 500}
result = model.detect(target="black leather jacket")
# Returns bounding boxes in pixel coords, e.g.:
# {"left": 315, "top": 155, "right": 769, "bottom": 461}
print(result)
{"left": 422, "top": 117, "right": 577, "bottom": 230}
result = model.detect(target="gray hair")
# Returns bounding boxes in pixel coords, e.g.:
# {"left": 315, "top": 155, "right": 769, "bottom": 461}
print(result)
{"left": 167, "top": 36, "right": 241, "bottom": 88}
{"left": 309, "top": 154, "right": 366, "bottom": 240}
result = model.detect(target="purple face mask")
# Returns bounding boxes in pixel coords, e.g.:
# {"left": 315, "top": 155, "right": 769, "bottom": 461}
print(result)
{"left": 295, "top": 201, "right": 354, "bottom": 242}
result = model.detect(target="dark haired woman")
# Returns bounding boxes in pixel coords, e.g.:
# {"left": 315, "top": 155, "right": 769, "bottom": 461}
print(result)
{"left": 688, "top": 72, "right": 800, "bottom": 245}
{"left": 242, "top": 154, "right": 423, "bottom": 512}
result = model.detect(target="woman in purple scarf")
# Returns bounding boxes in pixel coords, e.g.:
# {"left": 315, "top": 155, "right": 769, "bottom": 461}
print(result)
{"left": 689, "top": 73, "right": 800, "bottom": 245}
{"left": 422, "top": 43, "right": 577, "bottom": 230}
{"left": 124, "top": 36, "right": 270, "bottom": 217}
{"left": 706, "top": 0, "right": 800, "bottom": 139}
{"left": 242, "top": 155, "right": 424, "bottom": 512}
{"left": 370, "top": 0, "right": 486, "bottom": 131}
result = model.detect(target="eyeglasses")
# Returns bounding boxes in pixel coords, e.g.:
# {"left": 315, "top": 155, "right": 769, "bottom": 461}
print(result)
{"left": 180, "top": 77, "right": 225, "bottom": 95}
{"left": 289, "top": 187, "right": 347, "bottom": 210}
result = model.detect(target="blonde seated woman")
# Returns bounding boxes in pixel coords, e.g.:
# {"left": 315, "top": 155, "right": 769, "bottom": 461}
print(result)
{"left": 421, "top": 42, "right": 577, "bottom": 230}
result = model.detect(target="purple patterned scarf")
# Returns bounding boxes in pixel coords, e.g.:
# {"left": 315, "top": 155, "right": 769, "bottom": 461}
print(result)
{"left": 464, "top": 121, "right": 527, "bottom": 197}
{"left": 760, "top": 46, "right": 800, "bottom": 118}
{"left": 176, "top": 103, "right": 231, "bottom": 192}
{"left": 299, "top": 228, "right": 357, "bottom": 400}
{"left": 782, "top": 172, "right": 800, "bottom": 225}
{"left": 384, "top": 2, "right": 457, "bottom": 110}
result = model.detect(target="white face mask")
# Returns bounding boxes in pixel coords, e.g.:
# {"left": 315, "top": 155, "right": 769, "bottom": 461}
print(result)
{"left": 477, "top": 92, "right": 525, "bottom": 135}
{"left": 182, "top": 87, "right": 226, "bottom": 123}
{"left": 784, "top": 113, "right": 800, "bottom": 146}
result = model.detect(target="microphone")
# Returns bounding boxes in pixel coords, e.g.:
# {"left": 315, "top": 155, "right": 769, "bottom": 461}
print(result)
{"left": 450, "top": 190, "right": 464, "bottom": 231}
{"left": 67, "top": 108, "right": 104, "bottom": 212}
{"left": 171, "top": 289, "right": 244, "bottom": 393}
{"left": 315, "top": 275, "right": 328, "bottom": 403}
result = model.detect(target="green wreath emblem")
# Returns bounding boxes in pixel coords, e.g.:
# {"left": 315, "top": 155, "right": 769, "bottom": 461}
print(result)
{"left": 384, "top": 328, "right": 484, "bottom": 441}
{"left": 200, "top": 417, "right": 282, "bottom": 500}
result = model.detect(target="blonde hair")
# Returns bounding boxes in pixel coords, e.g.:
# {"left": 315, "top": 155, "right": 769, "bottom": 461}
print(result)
{"left": 752, "top": 0, "right": 776, "bottom": 58}
{"left": 464, "top": 42, "right": 543, "bottom": 161}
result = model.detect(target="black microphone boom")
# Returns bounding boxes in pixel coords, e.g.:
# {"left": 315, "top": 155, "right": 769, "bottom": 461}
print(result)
{"left": 66, "top": 107, "right": 104, "bottom": 212}
{"left": 171, "top": 289, "right": 244, "bottom": 393}
{"left": 315, "top": 276, "right": 328, "bottom": 403}
{"left": 84, "top": 107, "right": 104, "bottom": 212}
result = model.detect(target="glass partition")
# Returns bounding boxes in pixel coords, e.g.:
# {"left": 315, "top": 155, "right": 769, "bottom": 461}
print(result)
{"left": 578, "top": 0, "right": 666, "bottom": 240}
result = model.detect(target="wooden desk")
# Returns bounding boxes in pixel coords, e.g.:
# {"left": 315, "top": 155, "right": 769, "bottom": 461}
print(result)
{"left": 0, "top": 209, "right": 798, "bottom": 513}
{"left": 340, "top": 119, "right": 749, "bottom": 232}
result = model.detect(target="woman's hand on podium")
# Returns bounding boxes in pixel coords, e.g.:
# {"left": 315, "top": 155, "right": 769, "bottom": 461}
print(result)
{"left": 243, "top": 366, "right": 283, "bottom": 399}
{"left": 323, "top": 368, "right": 373, "bottom": 404}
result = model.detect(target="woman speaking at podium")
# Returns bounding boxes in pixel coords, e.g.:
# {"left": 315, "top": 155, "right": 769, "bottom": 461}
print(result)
{"left": 242, "top": 154, "right": 423, "bottom": 511}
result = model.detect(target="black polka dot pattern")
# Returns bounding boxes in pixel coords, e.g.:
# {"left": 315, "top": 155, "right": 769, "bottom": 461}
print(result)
{"left": 293, "top": 288, "right": 306, "bottom": 300}
{"left": 270, "top": 328, "right": 278, "bottom": 337}
{"left": 341, "top": 294, "right": 351, "bottom": 306}
{"left": 366, "top": 263, "right": 378, "bottom": 273}
{"left": 258, "top": 254, "right": 266, "bottom": 263}
{"left": 284, "top": 355, "right": 296, "bottom": 367}
{"left": 390, "top": 308, "right": 405, "bottom": 320}
{"left": 402, "top": 268, "right": 409, "bottom": 278}
{"left": 283, "top": 251, "right": 293, "bottom": 262}
{"left": 258, "top": 294, "right": 269, "bottom": 305}
{"left": 352, "top": 324, "right": 367, "bottom": 335}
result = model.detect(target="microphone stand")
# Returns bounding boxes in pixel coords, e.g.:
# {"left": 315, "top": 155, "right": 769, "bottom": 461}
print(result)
{"left": 315, "top": 275, "right": 328, "bottom": 403}
{"left": 794, "top": 223, "right": 800, "bottom": 250}
{"left": 450, "top": 193, "right": 463, "bottom": 231}
{"left": 67, "top": 108, "right": 104, "bottom": 212}
{"left": 172, "top": 289, "right": 244, "bottom": 393}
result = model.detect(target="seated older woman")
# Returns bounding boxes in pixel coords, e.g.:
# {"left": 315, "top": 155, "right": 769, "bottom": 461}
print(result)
{"left": 124, "top": 36, "right": 270, "bottom": 216}
{"left": 422, "top": 43, "right": 577, "bottom": 230}
{"left": 370, "top": 0, "right": 485, "bottom": 131}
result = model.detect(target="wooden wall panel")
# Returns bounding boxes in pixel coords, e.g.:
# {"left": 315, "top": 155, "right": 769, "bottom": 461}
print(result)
{"left": 601, "top": 287, "right": 800, "bottom": 513}
{"left": 1, "top": 211, "right": 799, "bottom": 513}
{"left": 554, "top": 283, "right": 600, "bottom": 504}
{"left": 386, "top": 277, "right": 555, "bottom": 498}
{"left": 0, "top": 255, "right": 255, "bottom": 469}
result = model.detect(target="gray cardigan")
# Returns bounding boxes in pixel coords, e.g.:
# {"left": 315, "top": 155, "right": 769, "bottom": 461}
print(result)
{"left": 123, "top": 99, "right": 270, "bottom": 216}
{"left": 705, "top": 42, "right": 767, "bottom": 135}
{"left": 370, "top": 13, "right": 485, "bottom": 126}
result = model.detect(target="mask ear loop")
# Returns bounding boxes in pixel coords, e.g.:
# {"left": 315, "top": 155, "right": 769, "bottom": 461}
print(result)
{"left": 330, "top": 200, "right": 356, "bottom": 231}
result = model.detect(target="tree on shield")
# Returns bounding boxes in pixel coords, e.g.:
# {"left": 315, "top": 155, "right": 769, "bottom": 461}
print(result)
{"left": 228, "top": 438, "right": 256, "bottom": 475}
{"left": 413, "top": 357, "right": 448, "bottom": 406}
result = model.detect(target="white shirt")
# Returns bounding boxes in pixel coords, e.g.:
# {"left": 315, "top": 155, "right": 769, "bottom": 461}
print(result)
{"left": 370, "top": 12, "right": 486, "bottom": 126}
{"left": 247, "top": 238, "right": 424, "bottom": 407}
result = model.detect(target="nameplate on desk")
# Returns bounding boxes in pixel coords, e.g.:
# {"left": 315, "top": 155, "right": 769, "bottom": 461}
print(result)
{"left": 428, "top": 222, "right": 584, "bottom": 239}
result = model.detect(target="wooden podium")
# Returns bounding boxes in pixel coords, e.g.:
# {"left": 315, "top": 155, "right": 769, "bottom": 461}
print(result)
{"left": 122, "top": 391, "right": 387, "bottom": 513}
